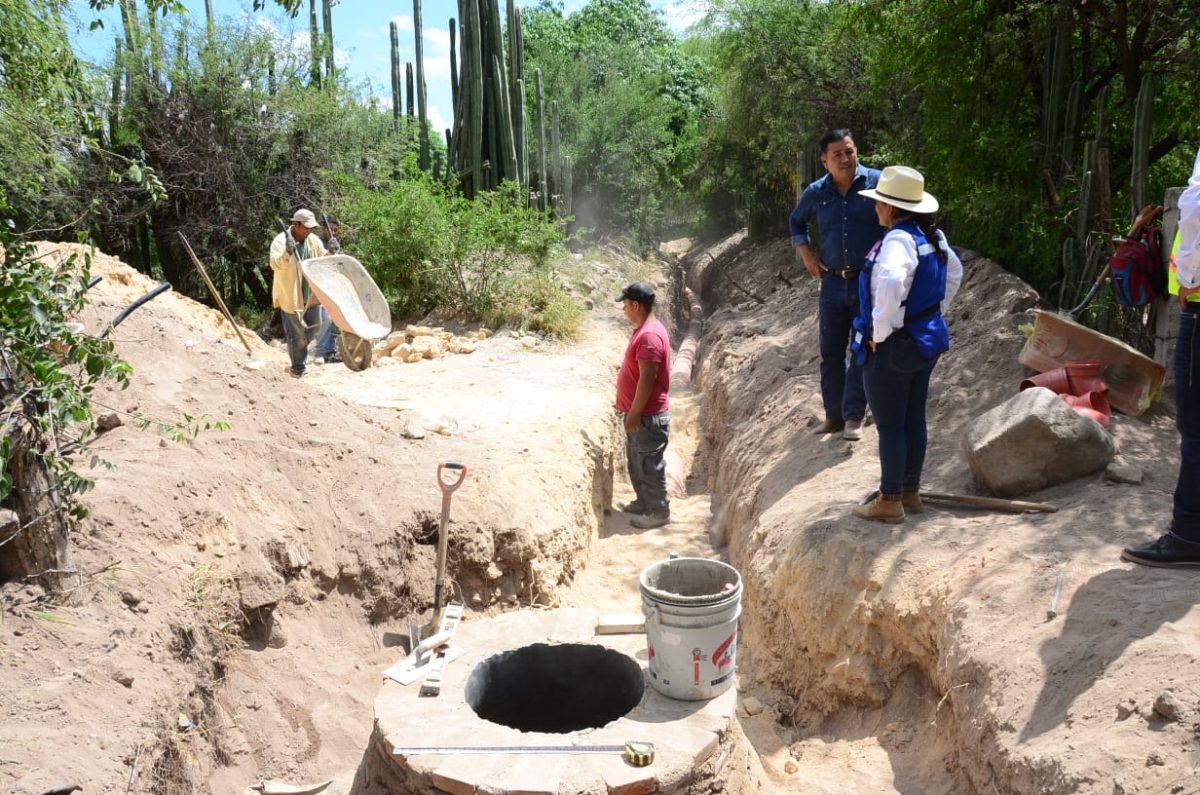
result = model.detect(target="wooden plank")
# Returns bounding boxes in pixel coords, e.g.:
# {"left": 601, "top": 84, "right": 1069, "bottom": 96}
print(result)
{"left": 1018, "top": 309, "right": 1165, "bottom": 416}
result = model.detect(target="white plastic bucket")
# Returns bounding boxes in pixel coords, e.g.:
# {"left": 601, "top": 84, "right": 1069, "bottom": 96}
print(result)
{"left": 639, "top": 557, "right": 742, "bottom": 701}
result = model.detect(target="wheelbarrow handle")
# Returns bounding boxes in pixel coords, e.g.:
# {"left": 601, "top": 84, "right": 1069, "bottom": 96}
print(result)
{"left": 438, "top": 462, "right": 467, "bottom": 494}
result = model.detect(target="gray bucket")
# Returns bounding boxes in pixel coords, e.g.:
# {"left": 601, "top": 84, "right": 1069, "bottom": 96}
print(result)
{"left": 639, "top": 557, "right": 742, "bottom": 701}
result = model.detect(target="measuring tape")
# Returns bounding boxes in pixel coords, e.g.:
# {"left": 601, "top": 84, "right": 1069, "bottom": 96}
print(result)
{"left": 393, "top": 740, "right": 655, "bottom": 768}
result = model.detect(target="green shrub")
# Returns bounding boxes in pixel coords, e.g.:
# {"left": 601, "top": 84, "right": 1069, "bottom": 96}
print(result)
{"left": 336, "top": 175, "right": 580, "bottom": 336}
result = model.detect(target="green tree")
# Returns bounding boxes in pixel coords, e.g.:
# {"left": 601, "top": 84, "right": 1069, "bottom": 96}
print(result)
{"left": 524, "top": 0, "right": 712, "bottom": 250}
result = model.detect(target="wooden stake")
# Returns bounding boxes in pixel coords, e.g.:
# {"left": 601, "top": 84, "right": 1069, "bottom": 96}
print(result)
{"left": 176, "top": 232, "right": 253, "bottom": 356}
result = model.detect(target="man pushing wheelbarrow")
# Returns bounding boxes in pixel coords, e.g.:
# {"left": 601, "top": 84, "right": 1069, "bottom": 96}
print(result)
{"left": 269, "top": 208, "right": 390, "bottom": 377}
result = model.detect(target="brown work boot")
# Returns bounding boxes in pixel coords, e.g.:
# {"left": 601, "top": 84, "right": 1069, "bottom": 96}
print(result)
{"left": 814, "top": 417, "right": 845, "bottom": 435}
{"left": 852, "top": 494, "right": 905, "bottom": 524}
{"left": 901, "top": 490, "right": 924, "bottom": 514}
{"left": 842, "top": 420, "right": 863, "bottom": 441}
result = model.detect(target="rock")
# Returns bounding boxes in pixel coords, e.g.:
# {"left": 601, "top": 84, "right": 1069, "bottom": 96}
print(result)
{"left": 447, "top": 337, "right": 477, "bottom": 355}
{"left": 1115, "top": 699, "right": 1137, "bottom": 720}
{"left": 96, "top": 413, "right": 123, "bottom": 432}
{"left": 584, "top": 298, "right": 595, "bottom": 310}
{"left": 411, "top": 335, "right": 444, "bottom": 359}
{"left": 238, "top": 568, "right": 285, "bottom": 611}
{"left": 783, "top": 760, "right": 798, "bottom": 775}
{"left": 962, "top": 387, "right": 1116, "bottom": 497}
{"left": 1145, "top": 750, "right": 1166, "bottom": 767}
{"left": 380, "top": 333, "right": 407, "bottom": 353}
{"left": 401, "top": 419, "right": 427, "bottom": 439}
{"left": 1153, "top": 689, "right": 1186, "bottom": 722}
{"left": 119, "top": 590, "right": 142, "bottom": 608}
{"left": 1105, "top": 457, "right": 1145, "bottom": 485}
{"left": 520, "top": 337, "right": 537, "bottom": 349}
{"left": 741, "top": 696, "right": 764, "bottom": 716}
{"left": 111, "top": 668, "right": 134, "bottom": 687}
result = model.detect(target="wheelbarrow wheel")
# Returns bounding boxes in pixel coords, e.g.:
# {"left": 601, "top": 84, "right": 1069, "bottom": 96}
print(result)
{"left": 338, "top": 331, "right": 373, "bottom": 371}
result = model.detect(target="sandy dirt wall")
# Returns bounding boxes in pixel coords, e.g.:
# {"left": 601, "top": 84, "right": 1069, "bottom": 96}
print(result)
{"left": 691, "top": 233, "right": 1200, "bottom": 794}
{"left": 0, "top": 244, "right": 631, "bottom": 793}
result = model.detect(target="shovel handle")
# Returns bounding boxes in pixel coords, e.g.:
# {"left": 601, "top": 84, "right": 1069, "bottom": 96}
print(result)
{"left": 438, "top": 462, "right": 467, "bottom": 494}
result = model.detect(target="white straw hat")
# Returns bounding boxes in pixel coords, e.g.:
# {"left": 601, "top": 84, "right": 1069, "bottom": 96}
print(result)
{"left": 859, "top": 166, "right": 939, "bottom": 214}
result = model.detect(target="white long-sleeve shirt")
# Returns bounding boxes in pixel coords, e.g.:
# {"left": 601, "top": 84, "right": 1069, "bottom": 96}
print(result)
{"left": 870, "top": 228, "right": 964, "bottom": 344}
{"left": 1177, "top": 145, "right": 1200, "bottom": 289}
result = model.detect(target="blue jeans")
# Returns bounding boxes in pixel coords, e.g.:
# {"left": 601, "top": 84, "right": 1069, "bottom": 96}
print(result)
{"left": 1171, "top": 309, "right": 1200, "bottom": 544}
{"left": 863, "top": 332, "right": 938, "bottom": 496}
{"left": 281, "top": 305, "right": 330, "bottom": 375}
{"left": 819, "top": 274, "right": 866, "bottom": 422}
{"left": 316, "top": 312, "right": 338, "bottom": 359}
{"left": 625, "top": 412, "right": 670, "bottom": 513}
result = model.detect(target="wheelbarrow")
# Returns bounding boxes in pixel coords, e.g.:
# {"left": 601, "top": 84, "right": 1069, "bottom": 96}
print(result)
{"left": 300, "top": 254, "right": 391, "bottom": 371}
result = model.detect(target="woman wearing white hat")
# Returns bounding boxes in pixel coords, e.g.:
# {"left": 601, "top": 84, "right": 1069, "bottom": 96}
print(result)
{"left": 849, "top": 166, "right": 964, "bottom": 523}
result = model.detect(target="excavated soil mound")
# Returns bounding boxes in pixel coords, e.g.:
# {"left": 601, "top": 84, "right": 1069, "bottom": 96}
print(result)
{"left": 692, "top": 232, "right": 1200, "bottom": 794}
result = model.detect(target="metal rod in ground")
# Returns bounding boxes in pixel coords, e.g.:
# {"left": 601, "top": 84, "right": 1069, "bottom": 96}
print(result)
{"left": 176, "top": 231, "right": 253, "bottom": 355}
{"left": 1046, "top": 566, "right": 1066, "bottom": 620}
{"left": 919, "top": 491, "right": 1058, "bottom": 514}
{"left": 858, "top": 490, "right": 1057, "bottom": 513}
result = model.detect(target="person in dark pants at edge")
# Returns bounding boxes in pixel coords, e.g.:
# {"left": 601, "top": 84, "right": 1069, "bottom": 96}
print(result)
{"left": 849, "top": 166, "right": 962, "bottom": 523}
{"left": 615, "top": 282, "right": 672, "bottom": 529}
{"left": 789, "top": 129, "right": 886, "bottom": 441}
{"left": 1123, "top": 144, "right": 1200, "bottom": 567}
{"left": 314, "top": 214, "right": 342, "bottom": 365}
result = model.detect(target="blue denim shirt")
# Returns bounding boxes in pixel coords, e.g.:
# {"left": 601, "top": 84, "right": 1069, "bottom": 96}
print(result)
{"left": 789, "top": 165, "right": 886, "bottom": 273}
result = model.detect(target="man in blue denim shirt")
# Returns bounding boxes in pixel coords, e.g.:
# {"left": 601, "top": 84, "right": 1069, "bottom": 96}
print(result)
{"left": 789, "top": 129, "right": 885, "bottom": 440}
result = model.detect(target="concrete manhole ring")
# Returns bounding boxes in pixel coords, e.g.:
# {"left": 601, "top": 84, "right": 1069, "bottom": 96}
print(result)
{"left": 371, "top": 607, "right": 736, "bottom": 794}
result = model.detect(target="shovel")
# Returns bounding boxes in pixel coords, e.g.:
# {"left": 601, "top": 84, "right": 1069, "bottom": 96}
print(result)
{"left": 413, "top": 461, "right": 468, "bottom": 646}
{"left": 385, "top": 462, "right": 469, "bottom": 688}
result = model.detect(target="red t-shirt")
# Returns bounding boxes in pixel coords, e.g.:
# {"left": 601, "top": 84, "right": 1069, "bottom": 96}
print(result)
{"left": 616, "top": 317, "right": 671, "bottom": 414}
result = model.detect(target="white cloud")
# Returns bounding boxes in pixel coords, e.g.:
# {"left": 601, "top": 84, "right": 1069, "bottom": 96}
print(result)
{"left": 388, "top": 15, "right": 416, "bottom": 33}
{"left": 660, "top": 0, "right": 708, "bottom": 33}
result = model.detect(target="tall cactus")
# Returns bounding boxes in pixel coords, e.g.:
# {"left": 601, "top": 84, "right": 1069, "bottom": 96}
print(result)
{"left": 322, "top": 0, "right": 335, "bottom": 84}
{"left": 551, "top": 99, "right": 562, "bottom": 211}
{"left": 414, "top": 0, "right": 430, "bottom": 171}
{"left": 450, "top": 18, "right": 459, "bottom": 113}
{"left": 109, "top": 36, "right": 122, "bottom": 144}
{"left": 516, "top": 77, "right": 528, "bottom": 194}
{"left": 493, "top": 54, "right": 517, "bottom": 186}
{"left": 1061, "top": 80, "right": 1082, "bottom": 168}
{"left": 406, "top": 62, "right": 414, "bottom": 117}
{"left": 535, "top": 68, "right": 547, "bottom": 211}
{"left": 466, "top": 0, "right": 483, "bottom": 197}
{"left": 1040, "top": 11, "right": 1071, "bottom": 169}
{"left": 308, "top": 0, "right": 320, "bottom": 86}
{"left": 563, "top": 156, "right": 573, "bottom": 216}
{"left": 389, "top": 22, "right": 401, "bottom": 124}
{"left": 1130, "top": 73, "right": 1153, "bottom": 213}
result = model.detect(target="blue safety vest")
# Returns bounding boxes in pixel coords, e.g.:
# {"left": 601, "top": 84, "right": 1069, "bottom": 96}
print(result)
{"left": 850, "top": 221, "right": 951, "bottom": 365}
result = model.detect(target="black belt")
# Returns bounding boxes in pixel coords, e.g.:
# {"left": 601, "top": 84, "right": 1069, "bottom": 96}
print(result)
{"left": 826, "top": 268, "right": 860, "bottom": 279}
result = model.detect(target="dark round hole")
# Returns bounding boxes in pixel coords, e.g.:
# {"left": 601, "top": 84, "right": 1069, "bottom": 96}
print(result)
{"left": 464, "top": 643, "right": 644, "bottom": 733}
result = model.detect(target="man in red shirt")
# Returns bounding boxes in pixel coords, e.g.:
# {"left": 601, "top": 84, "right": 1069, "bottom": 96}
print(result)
{"left": 615, "top": 282, "right": 672, "bottom": 529}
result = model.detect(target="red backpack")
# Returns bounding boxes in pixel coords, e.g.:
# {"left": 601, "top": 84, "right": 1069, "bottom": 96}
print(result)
{"left": 1109, "top": 225, "right": 1165, "bottom": 307}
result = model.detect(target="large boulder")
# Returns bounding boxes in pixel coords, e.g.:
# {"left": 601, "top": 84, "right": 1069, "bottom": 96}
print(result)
{"left": 962, "top": 386, "right": 1116, "bottom": 496}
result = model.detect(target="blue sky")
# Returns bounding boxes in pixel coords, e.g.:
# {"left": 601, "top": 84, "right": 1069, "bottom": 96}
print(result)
{"left": 68, "top": 0, "right": 707, "bottom": 139}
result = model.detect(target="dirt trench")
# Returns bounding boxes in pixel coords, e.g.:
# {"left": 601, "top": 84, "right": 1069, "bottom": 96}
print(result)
{"left": 5, "top": 240, "right": 1196, "bottom": 795}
